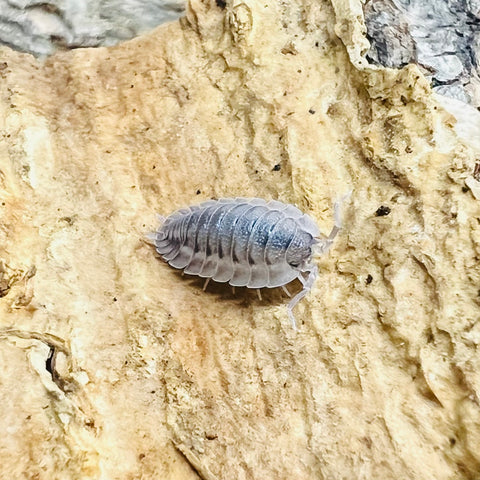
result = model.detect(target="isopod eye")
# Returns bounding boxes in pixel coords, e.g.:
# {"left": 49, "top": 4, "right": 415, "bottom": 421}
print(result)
{"left": 286, "top": 231, "right": 313, "bottom": 269}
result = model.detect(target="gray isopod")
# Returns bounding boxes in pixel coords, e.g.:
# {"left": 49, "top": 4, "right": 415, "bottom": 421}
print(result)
{"left": 149, "top": 197, "right": 344, "bottom": 329}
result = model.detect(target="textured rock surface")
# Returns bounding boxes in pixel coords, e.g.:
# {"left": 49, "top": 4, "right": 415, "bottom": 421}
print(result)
{"left": 0, "top": 0, "right": 480, "bottom": 479}
{"left": 364, "top": 0, "right": 480, "bottom": 105}
{"left": 0, "top": 0, "right": 184, "bottom": 56}
{"left": 2, "top": 0, "right": 479, "bottom": 108}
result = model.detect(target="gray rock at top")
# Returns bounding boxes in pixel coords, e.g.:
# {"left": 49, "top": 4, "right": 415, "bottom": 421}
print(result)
{"left": 364, "top": 0, "right": 480, "bottom": 104}
{"left": 0, "top": 0, "right": 185, "bottom": 57}
{"left": 0, "top": 0, "right": 478, "bottom": 106}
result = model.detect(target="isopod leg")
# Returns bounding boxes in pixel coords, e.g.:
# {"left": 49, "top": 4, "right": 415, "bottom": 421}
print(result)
{"left": 203, "top": 278, "right": 210, "bottom": 291}
{"left": 286, "top": 265, "right": 318, "bottom": 330}
{"left": 257, "top": 289, "right": 262, "bottom": 301}
{"left": 282, "top": 285, "right": 291, "bottom": 297}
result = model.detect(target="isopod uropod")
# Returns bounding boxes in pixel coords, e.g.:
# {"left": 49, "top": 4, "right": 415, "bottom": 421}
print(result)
{"left": 149, "top": 197, "right": 344, "bottom": 329}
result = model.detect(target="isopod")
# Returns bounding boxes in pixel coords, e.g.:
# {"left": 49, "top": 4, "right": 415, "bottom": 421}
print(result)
{"left": 149, "top": 197, "right": 344, "bottom": 329}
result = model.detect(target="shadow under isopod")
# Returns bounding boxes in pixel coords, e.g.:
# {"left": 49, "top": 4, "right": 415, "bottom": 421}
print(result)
{"left": 172, "top": 269, "right": 304, "bottom": 311}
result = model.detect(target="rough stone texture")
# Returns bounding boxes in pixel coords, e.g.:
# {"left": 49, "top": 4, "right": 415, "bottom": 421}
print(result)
{"left": 364, "top": 0, "right": 480, "bottom": 106}
{"left": 2, "top": 0, "right": 479, "bottom": 109}
{"left": 0, "top": 0, "right": 480, "bottom": 479}
{"left": 0, "top": 0, "right": 184, "bottom": 56}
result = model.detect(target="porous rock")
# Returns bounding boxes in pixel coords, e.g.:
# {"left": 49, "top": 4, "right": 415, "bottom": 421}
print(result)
{"left": 0, "top": 1, "right": 479, "bottom": 479}
{"left": 364, "top": 0, "right": 480, "bottom": 106}
{"left": 0, "top": 0, "right": 184, "bottom": 56}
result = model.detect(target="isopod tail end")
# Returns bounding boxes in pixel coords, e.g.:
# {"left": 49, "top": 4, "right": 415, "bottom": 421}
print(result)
{"left": 144, "top": 232, "right": 158, "bottom": 246}
{"left": 145, "top": 214, "right": 167, "bottom": 246}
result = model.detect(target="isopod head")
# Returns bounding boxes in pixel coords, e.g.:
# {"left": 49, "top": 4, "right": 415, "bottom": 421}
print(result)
{"left": 286, "top": 230, "right": 317, "bottom": 271}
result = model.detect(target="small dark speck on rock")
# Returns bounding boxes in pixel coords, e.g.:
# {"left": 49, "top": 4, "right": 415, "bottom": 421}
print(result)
{"left": 113, "top": 297, "right": 117, "bottom": 302}
{"left": 366, "top": 274, "right": 373, "bottom": 285}
{"left": 196, "top": 189, "right": 201, "bottom": 195}
{"left": 60, "top": 216, "right": 74, "bottom": 225}
{"left": 308, "top": 108, "right": 315, "bottom": 114}
{"left": 462, "top": 186, "right": 469, "bottom": 192}
{"left": 473, "top": 162, "right": 480, "bottom": 181}
{"left": 272, "top": 164, "right": 281, "bottom": 171}
{"left": 45, "top": 347, "right": 54, "bottom": 375}
{"left": 449, "top": 437, "right": 456, "bottom": 446}
{"left": 375, "top": 205, "right": 391, "bottom": 217}
{"left": 216, "top": 0, "right": 226, "bottom": 8}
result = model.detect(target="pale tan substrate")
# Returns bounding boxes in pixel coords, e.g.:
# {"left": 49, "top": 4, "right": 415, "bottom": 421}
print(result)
{"left": 0, "top": 1, "right": 479, "bottom": 479}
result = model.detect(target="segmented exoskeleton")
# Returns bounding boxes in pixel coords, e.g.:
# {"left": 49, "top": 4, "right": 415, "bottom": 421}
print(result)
{"left": 149, "top": 197, "right": 343, "bottom": 329}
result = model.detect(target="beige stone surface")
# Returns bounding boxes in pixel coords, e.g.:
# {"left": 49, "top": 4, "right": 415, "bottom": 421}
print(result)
{"left": 0, "top": 0, "right": 479, "bottom": 479}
